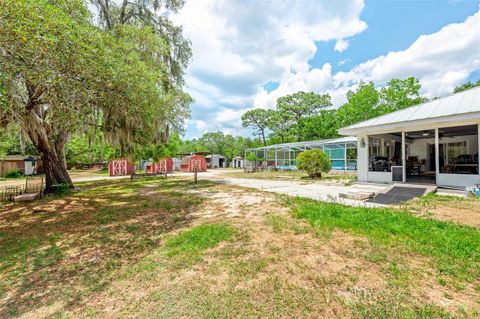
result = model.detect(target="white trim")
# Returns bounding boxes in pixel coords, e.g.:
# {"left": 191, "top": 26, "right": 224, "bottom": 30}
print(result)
{"left": 368, "top": 171, "right": 392, "bottom": 184}
{"left": 401, "top": 131, "right": 406, "bottom": 183}
{"left": 438, "top": 174, "right": 480, "bottom": 188}
{"left": 435, "top": 128, "right": 439, "bottom": 185}
{"left": 340, "top": 113, "right": 480, "bottom": 136}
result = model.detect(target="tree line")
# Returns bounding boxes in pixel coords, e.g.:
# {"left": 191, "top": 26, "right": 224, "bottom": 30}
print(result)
{"left": 241, "top": 77, "right": 428, "bottom": 146}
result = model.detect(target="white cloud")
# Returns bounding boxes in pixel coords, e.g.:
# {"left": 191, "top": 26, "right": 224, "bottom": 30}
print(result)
{"left": 176, "top": 1, "right": 480, "bottom": 138}
{"left": 173, "top": 0, "right": 367, "bottom": 138}
{"left": 334, "top": 39, "right": 349, "bottom": 52}
{"left": 333, "top": 11, "right": 480, "bottom": 98}
{"left": 253, "top": 63, "right": 334, "bottom": 108}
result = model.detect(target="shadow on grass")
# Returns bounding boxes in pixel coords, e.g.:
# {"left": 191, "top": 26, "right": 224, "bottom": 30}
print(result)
{"left": 0, "top": 177, "right": 214, "bottom": 318}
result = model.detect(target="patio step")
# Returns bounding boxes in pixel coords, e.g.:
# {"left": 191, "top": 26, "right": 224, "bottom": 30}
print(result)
{"left": 339, "top": 191, "right": 376, "bottom": 201}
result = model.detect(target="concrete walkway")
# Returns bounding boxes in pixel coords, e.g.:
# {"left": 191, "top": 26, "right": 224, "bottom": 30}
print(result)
{"left": 211, "top": 177, "right": 389, "bottom": 207}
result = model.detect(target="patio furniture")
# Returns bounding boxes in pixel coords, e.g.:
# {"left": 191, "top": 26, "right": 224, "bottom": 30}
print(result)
{"left": 370, "top": 156, "right": 390, "bottom": 172}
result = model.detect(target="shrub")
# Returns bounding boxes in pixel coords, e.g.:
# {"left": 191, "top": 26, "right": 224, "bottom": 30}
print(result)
{"left": 296, "top": 149, "right": 331, "bottom": 178}
{"left": 5, "top": 170, "right": 22, "bottom": 178}
{"left": 246, "top": 153, "right": 258, "bottom": 162}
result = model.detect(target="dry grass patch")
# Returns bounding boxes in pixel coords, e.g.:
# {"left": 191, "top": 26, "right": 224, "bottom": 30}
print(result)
{"left": 219, "top": 169, "right": 356, "bottom": 185}
{"left": 405, "top": 193, "right": 480, "bottom": 228}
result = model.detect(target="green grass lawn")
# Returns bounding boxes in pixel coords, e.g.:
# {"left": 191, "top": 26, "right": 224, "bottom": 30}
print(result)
{"left": 0, "top": 177, "right": 215, "bottom": 318}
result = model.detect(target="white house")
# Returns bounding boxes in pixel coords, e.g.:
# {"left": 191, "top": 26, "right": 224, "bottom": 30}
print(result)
{"left": 339, "top": 87, "right": 480, "bottom": 189}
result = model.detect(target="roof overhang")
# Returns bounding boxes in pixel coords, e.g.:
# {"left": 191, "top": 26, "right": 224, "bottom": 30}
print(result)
{"left": 339, "top": 111, "right": 480, "bottom": 136}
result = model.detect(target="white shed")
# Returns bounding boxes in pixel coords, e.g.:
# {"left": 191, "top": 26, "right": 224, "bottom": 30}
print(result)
{"left": 232, "top": 156, "right": 244, "bottom": 168}
{"left": 205, "top": 154, "right": 226, "bottom": 168}
{"left": 172, "top": 157, "right": 182, "bottom": 171}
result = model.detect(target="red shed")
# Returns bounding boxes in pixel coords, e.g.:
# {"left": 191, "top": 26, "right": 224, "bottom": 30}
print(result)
{"left": 180, "top": 155, "right": 207, "bottom": 172}
{"left": 108, "top": 159, "right": 134, "bottom": 176}
{"left": 146, "top": 158, "right": 173, "bottom": 174}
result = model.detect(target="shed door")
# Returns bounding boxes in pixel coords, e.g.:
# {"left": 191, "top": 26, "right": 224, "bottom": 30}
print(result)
{"left": 24, "top": 162, "right": 34, "bottom": 175}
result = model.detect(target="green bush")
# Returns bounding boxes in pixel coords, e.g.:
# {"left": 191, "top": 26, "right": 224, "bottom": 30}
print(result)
{"left": 246, "top": 153, "right": 258, "bottom": 162}
{"left": 296, "top": 149, "right": 331, "bottom": 178}
{"left": 5, "top": 170, "right": 22, "bottom": 178}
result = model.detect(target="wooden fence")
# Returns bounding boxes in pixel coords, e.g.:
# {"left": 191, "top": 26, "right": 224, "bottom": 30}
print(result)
{"left": 0, "top": 186, "right": 23, "bottom": 202}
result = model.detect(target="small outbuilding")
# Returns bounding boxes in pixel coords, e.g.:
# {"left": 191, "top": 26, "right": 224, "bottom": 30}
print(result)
{"left": 339, "top": 86, "right": 480, "bottom": 189}
{"left": 0, "top": 155, "right": 41, "bottom": 176}
{"left": 172, "top": 157, "right": 182, "bottom": 171}
{"left": 146, "top": 158, "right": 173, "bottom": 174}
{"left": 205, "top": 154, "right": 227, "bottom": 168}
{"left": 181, "top": 155, "right": 207, "bottom": 172}
{"left": 232, "top": 156, "right": 244, "bottom": 168}
{"left": 108, "top": 159, "right": 134, "bottom": 176}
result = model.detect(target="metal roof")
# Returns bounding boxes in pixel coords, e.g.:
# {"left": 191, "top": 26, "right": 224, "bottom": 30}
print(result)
{"left": 246, "top": 136, "right": 357, "bottom": 151}
{"left": 205, "top": 154, "right": 226, "bottom": 158}
{"left": 339, "top": 86, "right": 480, "bottom": 135}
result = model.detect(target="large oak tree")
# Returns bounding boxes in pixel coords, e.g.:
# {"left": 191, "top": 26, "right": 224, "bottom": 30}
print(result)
{"left": 0, "top": 0, "right": 191, "bottom": 191}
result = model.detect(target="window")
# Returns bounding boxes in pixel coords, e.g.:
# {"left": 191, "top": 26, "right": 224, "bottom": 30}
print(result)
{"left": 447, "top": 142, "right": 467, "bottom": 163}
{"left": 369, "top": 137, "right": 394, "bottom": 172}
{"left": 369, "top": 138, "right": 380, "bottom": 158}
{"left": 439, "top": 125, "right": 478, "bottom": 175}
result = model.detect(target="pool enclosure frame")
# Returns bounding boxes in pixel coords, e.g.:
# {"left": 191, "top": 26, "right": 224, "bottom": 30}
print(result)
{"left": 244, "top": 137, "right": 357, "bottom": 171}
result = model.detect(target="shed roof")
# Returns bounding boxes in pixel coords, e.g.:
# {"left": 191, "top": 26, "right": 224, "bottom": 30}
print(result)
{"left": 205, "top": 154, "right": 226, "bottom": 159}
{"left": 339, "top": 86, "right": 480, "bottom": 135}
{"left": 1, "top": 155, "right": 39, "bottom": 161}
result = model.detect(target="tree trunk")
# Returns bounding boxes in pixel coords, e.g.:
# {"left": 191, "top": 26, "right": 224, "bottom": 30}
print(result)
{"left": 10, "top": 76, "right": 74, "bottom": 192}
{"left": 23, "top": 105, "right": 74, "bottom": 193}
{"left": 260, "top": 129, "right": 267, "bottom": 146}
{"left": 41, "top": 149, "right": 74, "bottom": 192}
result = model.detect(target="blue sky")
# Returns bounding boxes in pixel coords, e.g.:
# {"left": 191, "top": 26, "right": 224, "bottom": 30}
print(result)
{"left": 173, "top": 0, "right": 480, "bottom": 139}
{"left": 312, "top": 0, "right": 479, "bottom": 75}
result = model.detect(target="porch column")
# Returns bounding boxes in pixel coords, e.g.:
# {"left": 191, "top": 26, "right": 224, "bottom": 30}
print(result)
{"left": 435, "top": 128, "right": 440, "bottom": 184}
{"left": 478, "top": 124, "right": 480, "bottom": 176}
{"left": 344, "top": 142, "right": 348, "bottom": 171}
{"left": 274, "top": 149, "right": 278, "bottom": 168}
{"left": 288, "top": 148, "right": 291, "bottom": 168}
{"left": 402, "top": 131, "right": 406, "bottom": 183}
